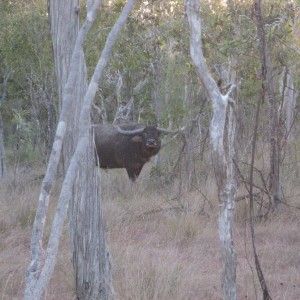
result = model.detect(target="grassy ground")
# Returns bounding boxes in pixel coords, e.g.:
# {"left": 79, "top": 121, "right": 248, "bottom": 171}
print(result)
{"left": 0, "top": 165, "right": 299, "bottom": 299}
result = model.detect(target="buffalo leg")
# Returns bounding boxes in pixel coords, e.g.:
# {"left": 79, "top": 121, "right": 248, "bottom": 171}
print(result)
{"left": 126, "top": 165, "right": 143, "bottom": 181}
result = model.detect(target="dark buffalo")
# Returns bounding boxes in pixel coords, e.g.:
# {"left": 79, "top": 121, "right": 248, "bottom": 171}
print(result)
{"left": 93, "top": 123, "right": 170, "bottom": 181}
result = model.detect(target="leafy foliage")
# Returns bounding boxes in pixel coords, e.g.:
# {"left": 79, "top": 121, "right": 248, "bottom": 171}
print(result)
{"left": 0, "top": 0, "right": 299, "bottom": 171}
{"left": 0, "top": 0, "right": 55, "bottom": 164}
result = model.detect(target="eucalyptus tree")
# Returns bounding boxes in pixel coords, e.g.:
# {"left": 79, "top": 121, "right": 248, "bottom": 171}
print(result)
{"left": 186, "top": 0, "right": 237, "bottom": 299}
{"left": 0, "top": 71, "right": 10, "bottom": 177}
{"left": 25, "top": 0, "right": 138, "bottom": 298}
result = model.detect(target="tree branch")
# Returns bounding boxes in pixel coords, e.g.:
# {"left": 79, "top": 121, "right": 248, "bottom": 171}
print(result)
{"left": 25, "top": 2, "right": 102, "bottom": 299}
{"left": 26, "top": 0, "right": 137, "bottom": 298}
{"left": 186, "top": 0, "right": 237, "bottom": 298}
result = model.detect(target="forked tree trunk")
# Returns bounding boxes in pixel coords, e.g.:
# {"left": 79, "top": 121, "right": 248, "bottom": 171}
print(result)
{"left": 25, "top": 0, "right": 137, "bottom": 298}
{"left": 25, "top": 1, "right": 115, "bottom": 299}
{"left": 185, "top": 0, "right": 237, "bottom": 299}
{"left": 48, "top": 1, "right": 112, "bottom": 298}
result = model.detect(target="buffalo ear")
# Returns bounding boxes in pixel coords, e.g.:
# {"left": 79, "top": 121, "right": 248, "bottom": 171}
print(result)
{"left": 131, "top": 135, "right": 142, "bottom": 143}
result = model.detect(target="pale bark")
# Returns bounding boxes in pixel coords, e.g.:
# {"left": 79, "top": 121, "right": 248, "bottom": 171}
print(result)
{"left": 186, "top": 0, "right": 237, "bottom": 299}
{"left": 25, "top": 1, "right": 104, "bottom": 299}
{"left": 47, "top": 87, "right": 56, "bottom": 154}
{"left": 25, "top": 0, "right": 137, "bottom": 298}
{"left": 79, "top": 0, "right": 138, "bottom": 130}
{"left": 279, "top": 68, "right": 298, "bottom": 142}
{"left": 68, "top": 1, "right": 139, "bottom": 295}
{"left": 0, "top": 71, "right": 10, "bottom": 177}
{"left": 0, "top": 114, "right": 5, "bottom": 177}
{"left": 165, "top": 39, "right": 177, "bottom": 130}
{"left": 113, "top": 76, "right": 148, "bottom": 124}
{"left": 113, "top": 97, "right": 133, "bottom": 124}
{"left": 48, "top": 0, "right": 112, "bottom": 298}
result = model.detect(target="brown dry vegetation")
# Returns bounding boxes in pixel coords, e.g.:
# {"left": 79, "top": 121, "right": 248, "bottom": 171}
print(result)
{"left": 0, "top": 163, "right": 300, "bottom": 299}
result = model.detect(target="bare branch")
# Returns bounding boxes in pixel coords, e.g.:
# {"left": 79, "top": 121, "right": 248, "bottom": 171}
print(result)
{"left": 79, "top": 0, "right": 138, "bottom": 135}
{"left": 113, "top": 97, "right": 133, "bottom": 124}
{"left": 133, "top": 77, "right": 149, "bottom": 94}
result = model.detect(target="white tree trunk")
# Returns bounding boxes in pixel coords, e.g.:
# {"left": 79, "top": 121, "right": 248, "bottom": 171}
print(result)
{"left": 0, "top": 114, "right": 5, "bottom": 178}
{"left": 48, "top": 1, "right": 113, "bottom": 299}
{"left": 66, "top": 0, "right": 138, "bottom": 294}
{"left": 185, "top": 0, "right": 237, "bottom": 299}
{"left": 279, "top": 68, "right": 298, "bottom": 142}
{"left": 25, "top": 0, "right": 138, "bottom": 298}
{"left": 0, "top": 71, "right": 10, "bottom": 178}
{"left": 25, "top": 0, "right": 100, "bottom": 295}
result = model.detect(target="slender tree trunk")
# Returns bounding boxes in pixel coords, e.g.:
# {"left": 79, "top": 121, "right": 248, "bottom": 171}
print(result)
{"left": 183, "top": 78, "right": 197, "bottom": 190}
{"left": 165, "top": 39, "right": 177, "bottom": 130}
{"left": 151, "top": 40, "right": 163, "bottom": 165}
{"left": 253, "top": 0, "right": 280, "bottom": 209}
{"left": 185, "top": 0, "right": 237, "bottom": 299}
{"left": 279, "top": 68, "right": 298, "bottom": 142}
{"left": 47, "top": 76, "right": 57, "bottom": 157}
{"left": 249, "top": 90, "right": 272, "bottom": 300}
{"left": 0, "top": 71, "right": 10, "bottom": 178}
{"left": 0, "top": 114, "right": 5, "bottom": 177}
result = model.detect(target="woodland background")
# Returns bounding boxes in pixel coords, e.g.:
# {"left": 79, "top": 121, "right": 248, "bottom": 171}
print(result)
{"left": 0, "top": 0, "right": 300, "bottom": 299}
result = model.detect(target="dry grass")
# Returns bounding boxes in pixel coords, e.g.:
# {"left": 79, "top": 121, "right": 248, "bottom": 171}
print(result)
{"left": 0, "top": 164, "right": 300, "bottom": 299}
{"left": 0, "top": 167, "right": 75, "bottom": 300}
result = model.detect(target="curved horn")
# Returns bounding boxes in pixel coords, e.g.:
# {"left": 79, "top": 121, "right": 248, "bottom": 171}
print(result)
{"left": 115, "top": 125, "right": 145, "bottom": 136}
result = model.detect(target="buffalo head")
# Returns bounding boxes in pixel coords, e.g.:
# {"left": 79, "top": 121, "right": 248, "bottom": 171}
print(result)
{"left": 115, "top": 125, "right": 162, "bottom": 156}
